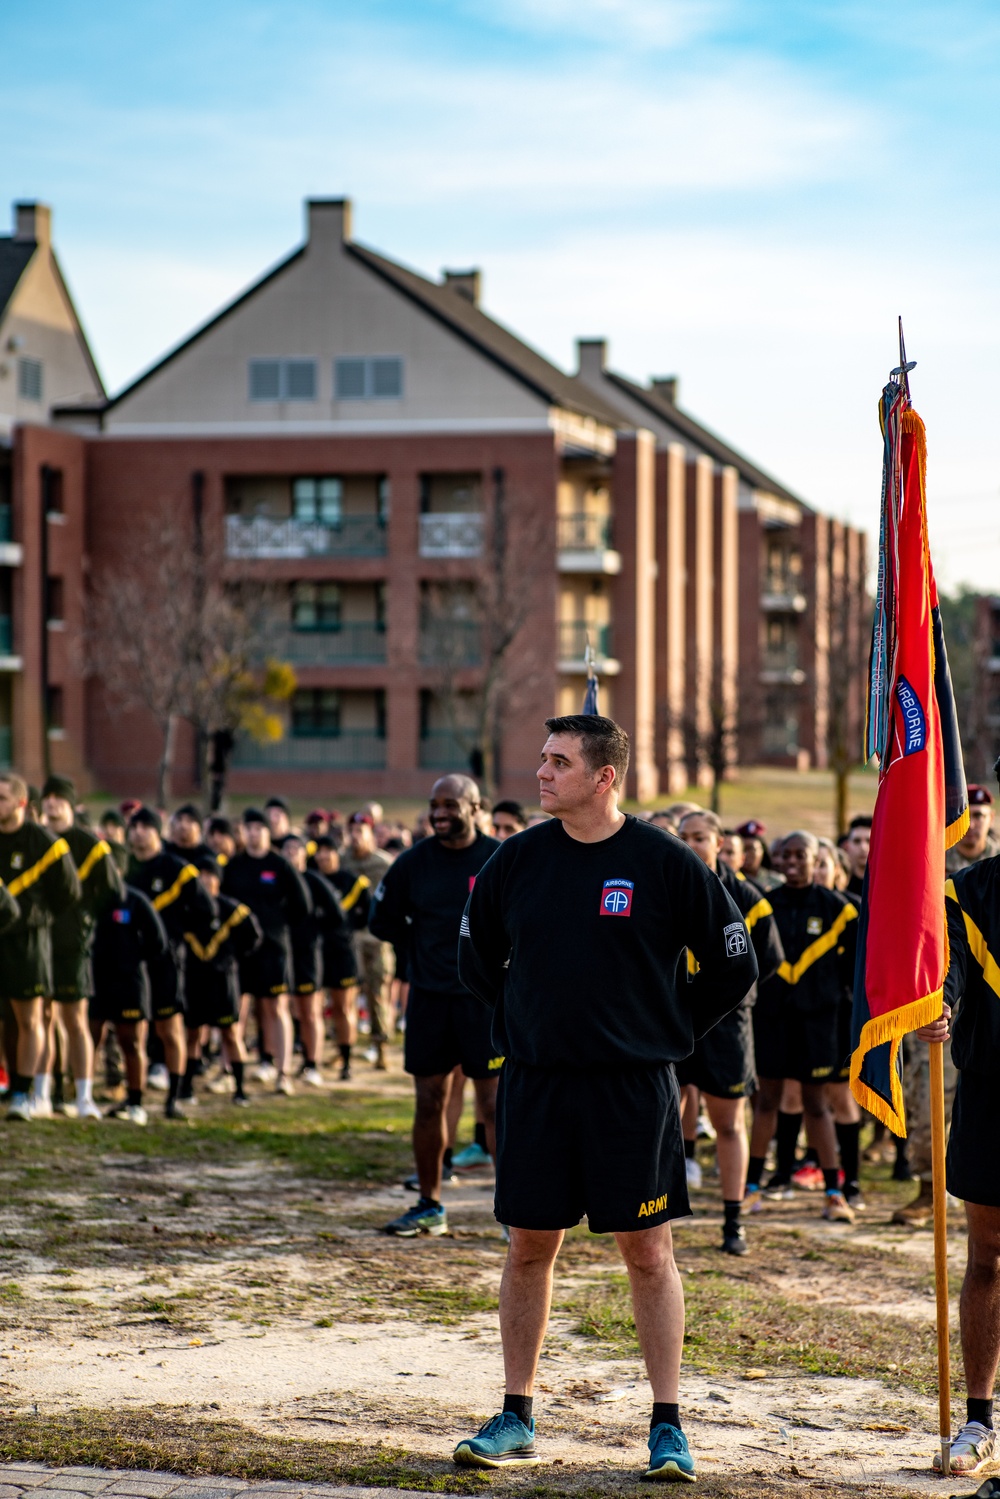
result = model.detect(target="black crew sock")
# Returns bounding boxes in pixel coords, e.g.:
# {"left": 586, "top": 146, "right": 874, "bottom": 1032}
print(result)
{"left": 503, "top": 1394, "right": 533, "bottom": 1425}
{"left": 651, "top": 1402, "right": 680, "bottom": 1432}
{"left": 723, "top": 1200, "right": 742, "bottom": 1230}
{"left": 822, "top": 1167, "right": 840, "bottom": 1194}
{"left": 968, "top": 1397, "right": 994, "bottom": 1429}
{"left": 746, "top": 1155, "right": 766, "bottom": 1189}
{"left": 168, "top": 1072, "right": 182, "bottom": 1103}
{"left": 184, "top": 1058, "right": 198, "bottom": 1082}
{"left": 13, "top": 1073, "right": 31, "bottom": 1096}
{"left": 775, "top": 1111, "right": 803, "bottom": 1180}
{"left": 443, "top": 1147, "right": 454, "bottom": 1171}
{"left": 128, "top": 1088, "right": 143, "bottom": 1107}
{"left": 292, "top": 1019, "right": 302, "bottom": 1053}
{"left": 474, "top": 1121, "right": 488, "bottom": 1150}
{"left": 339, "top": 1043, "right": 351, "bottom": 1062}
{"left": 684, "top": 1137, "right": 696, "bottom": 1161}
{"left": 803, "top": 1146, "right": 820, "bottom": 1167}
{"left": 260, "top": 1051, "right": 273, "bottom": 1066}
{"left": 301, "top": 1054, "right": 316, "bottom": 1070}
{"left": 231, "top": 1060, "right": 245, "bottom": 1097}
{"left": 835, "top": 1121, "right": 861, "bottom": 1188}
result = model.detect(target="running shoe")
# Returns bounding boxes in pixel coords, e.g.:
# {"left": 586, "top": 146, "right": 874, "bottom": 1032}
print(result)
{"left": 339, "top": 1061, "right": 352, "bottom": 1081}
{"left": 122, "top": 1104, "right": 148, "bottom": 1126}
{"left": 384, "top": 1197, "right": 447, "bottom": 1237}
{"left": 721, "top": 1224, "right": 748, "bottom": 1256}
{"left": 7, "top": 1093, "right": 33, "bottom": 1122}
{"left": 275, "top": 1075, "right": 295, "bottom": 1097}
{"left": 696, "top": 1114, "right": 716, "bottom": 1141}
{"left": 822, "top": 1190, "right": 855, "bottom": 1223}
{"left": 299, "top": 1066, "right": 325, "bottom": 1088}
{"left": 147, "top": 1063, "right": 169, "bottom": 1091}
{"left": 251, "top": 1062, "right": 277, "bottom": 1084}
{"left": 207, "top": 1072, "right": 234, "bottom": 1094}
{"left": 403, "top": 1171, "right": 458, "bottom": 1191}
{"left": 644, "top": 1423, "right": 696, "bottom": 1482}
{"left": 763, "top": 1174, "right": 794, "bottom": 1200}
{"left": 933, "top": 1421, "right": 996, "bottom": 1474}
{"left": 53, "top": 1099, "right": 74, "bottom": 1115}
{"left": 744, "top": 1184, "right": 764, "bottom": 1214}
{"left": 453, "top": 1412, "right": 538, "bottom": 1468}
{"left": 164, "top": 1098, "right": 187, "bottom": 1121}
{"left": 452, "top": 1142, "right": 492, "bottom": 1171}
{"left": 31, "top": 1096, "right": 53, "bottom": 1119}
{"left": 792, "top": 1164, "right": 824, "bottom": 1192}
{"left": 685, "top": 1158, "right": 702, "bottom": 1189}
{"left": 843, "top": 1181, "right": 865, "bottom": 1211}
{"left": 77, "top": 1099, "right": 104, "bottom": 1121}
{"left": 232, "top": 1094, "right": 250, "bottom": 1108}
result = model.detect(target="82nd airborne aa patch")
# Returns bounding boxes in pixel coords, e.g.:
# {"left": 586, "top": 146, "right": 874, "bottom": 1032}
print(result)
{"left": 600, "top": 878, "right": 634, "bottom": 916}
{"left": 724, "top": 921, "right": 748, "bottom": 956}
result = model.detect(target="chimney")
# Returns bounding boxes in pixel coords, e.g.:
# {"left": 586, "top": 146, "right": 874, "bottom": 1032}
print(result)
{"left": 651, "top": 376, "right": 679, "bottom": 404}
{"left": 14, "top": 202, "right": 51, "bottom": 248}
{"left": 305, "top": 197, "right": 352, "bottom": 245}
{"left": 575, "top": 338, "right": 608, "bottom": 383}
{"left": 442, "top": 269, "right": 481, "bottom": 306}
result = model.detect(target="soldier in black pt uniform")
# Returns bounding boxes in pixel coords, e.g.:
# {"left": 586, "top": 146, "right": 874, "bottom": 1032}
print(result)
{"left": 126, "top": 805, "right": 215, "bottom": 1119}
{"left": 283, "top": 834, "right": 351, "bottom": 1085}
{"left": 40, "top": 775, "right": 123, "bottom": 1120}
{"left": 745, "top": 830, "right": 858, "bottom": 1224}
{"left": 90, "top": 883, "right": 170, "bottom": 1126}
{"left": 0, "top": 771, "right": 80, "bottom": 1121}
{"left": 181, "top": 856, "right": 262, "bottom": 1106}
{"left": 312, "top": 836, "right": 360, "bottom": 1079}
{"left": 675, "top": 810, "right": 784, "bottom": 1256}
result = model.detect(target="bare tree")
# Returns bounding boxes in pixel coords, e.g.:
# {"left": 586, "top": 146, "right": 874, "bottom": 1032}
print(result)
{"left": 422, "top": 474, "right": 550, "bottom": 793}
{"left": 86, "top": 501, "right": 294, "bottom": 807}
{"left": 658, "top": 657, "right": 758, "bottom": 814}
{"left": 826, "top": 554, "right": 869, "bottom": 836}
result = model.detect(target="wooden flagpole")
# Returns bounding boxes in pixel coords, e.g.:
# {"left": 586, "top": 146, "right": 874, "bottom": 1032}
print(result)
{"left": 929, "top": 1038, "right": 952, "bottom": 1477}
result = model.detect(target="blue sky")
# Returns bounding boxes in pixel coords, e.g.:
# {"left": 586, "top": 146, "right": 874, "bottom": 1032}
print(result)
{"left": 4, "top": 0, "right": 1000, "bottom": 588}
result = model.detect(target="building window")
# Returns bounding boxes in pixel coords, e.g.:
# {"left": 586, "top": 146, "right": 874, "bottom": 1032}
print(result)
{"left": 292, "top": 689, "right": 341, "bottom": 737}
{"left": 46, "top": 685, "right": 64, "bottom": 732}
{"left": 248, "top": 359, "right": 318, "bottom": 402}
{"left": 334, "top": 356, "right": 403, "bottom": 401}
{"left": 292, "top": 582, "right": 341, "bottom": 632}
{"left": 18, "top": 358, "right": 43, "bottom": 402}
{"left": 293, "top": 476, "right": 342, "bottom": 525}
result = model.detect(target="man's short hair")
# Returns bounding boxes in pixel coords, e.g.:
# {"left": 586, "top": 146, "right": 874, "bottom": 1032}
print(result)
{"left": 174, "top": 802, "right": 202, "bottom": 824}
{"left": 42, "top": 775, "right": 76, "bottom": 803}
{"left": 265, "top": 796, "right": 290, "bottom": 814}
{"left": 0, "top": 773, "right": 28, "bottom": 803}
{"left": 207, "top": 816, "right": 233, "bottom": 837}
{"left": 543, "top": 715, "right": 630, "bottom": 785}
{"left": 492, "top": 799, "right": 526, "bottom": 825}
{"left": 101, "top": 808, "right": 126, "bottom": 830}
{"left": 242, "top": 808, "right": 268, "bottom": 826}
{"left": 847, "top": 814, "right": 873, "bottom": 831}
{"left": 679, "top": 809, "right": 722, "bottom": 836}
{"left": 314, "top": 835, "right": 337, "bottom": 851}
{"left": 784, "top": 829, "right": 819, "bottom": 853}
{"left": 129, "top": 806, "right": 162, "bottom": 834}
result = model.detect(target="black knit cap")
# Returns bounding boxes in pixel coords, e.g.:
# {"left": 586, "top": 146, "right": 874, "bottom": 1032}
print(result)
{"left": 264, "top": 796, "right": 289, "bottom": 813}
{"left": 100, "top": 808, "right": 126, "bottom": 829}
{"left": 129, "top": 806, "right": 162, "bottom": 833}
{"left": 242, "top": 808, "right": 268, "bottom": 826}
{"left": 173, "top": 802, "right": 203, "bottom": 822}
{"left": 187, "top": 847, "right": 221, "bottom": 878}
{"left": 42, "top": 775, "right": 76, "bottom": 803}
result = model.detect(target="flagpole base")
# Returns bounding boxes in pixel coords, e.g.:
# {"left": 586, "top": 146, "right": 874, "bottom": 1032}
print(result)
{"left": 939, "top": 1437, "right": 951, "bottom": 1477}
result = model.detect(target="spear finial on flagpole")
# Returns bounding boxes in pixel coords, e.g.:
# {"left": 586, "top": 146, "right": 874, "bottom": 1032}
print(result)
{"left": 582, "top": 628, "right": 600, "bottom": 715}
{"left": 891, "top": 315, "right": 917, "bottom": 402}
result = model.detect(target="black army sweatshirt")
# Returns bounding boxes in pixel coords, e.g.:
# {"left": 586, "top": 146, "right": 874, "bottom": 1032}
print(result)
{"left": 458, "top": 815, "right": 757, "bottom": 1070}
{"left": 221, "top": 850, "right": 311, "bottom": 946}
{"left": 757, "top": 883, "right": 858, "bottom": 1016}
{"left": 946, "top": 856, "right": 1000, "bottom": 1076}
{"left": 370, "top": 831, "right": 500, "bottom": 995}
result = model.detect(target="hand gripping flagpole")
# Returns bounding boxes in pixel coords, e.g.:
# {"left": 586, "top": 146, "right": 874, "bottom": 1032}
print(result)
{"left": 890, "top": 317, "right": 951, "bottom": 1476}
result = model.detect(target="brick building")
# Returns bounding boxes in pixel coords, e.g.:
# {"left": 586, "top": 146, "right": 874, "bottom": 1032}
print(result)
{"left": 7, "top": 196, "right": 868, "bottom": 803}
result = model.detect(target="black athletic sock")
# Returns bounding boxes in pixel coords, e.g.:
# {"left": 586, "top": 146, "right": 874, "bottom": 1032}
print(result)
{"left": 503, "top": 1394, "right": 533, "bottom": 1425}
{"left": 443, "top": 1147, "right": 454, "bottom": 1171}
{"left": 168, "top": 1072, "right": 182, "bottom": 1103}
{"left": 339, "top": 1043, "right": 351, "bottom": 1062}
{"left": 13, "top": 1073, "right": 31, "bottom": 1096}
{"left": 184, "top": 1058, "right": 198, "bottom": 1082}
{"left": 474, "top": 1121, "right": 488, "bottom": 1150}
{"left": 231, "top": 1060, "right": 245, "bottom": 1098}
{"left": 835, "top": 1121, "right": 861, "bottom": 1187}
{"left": 300, "top": 1054, "right": 316, "bottom": 1070}
{"left": 822, "top": 1167, "right": 840, "bottom": 1194}
{"left": 803, "top": 1146, "right": 820, "bottom": 1167}
{"left": 723, "top": 1200, "right": 742, "bottom": 1230}
{"left": 968, "top": 1397, "right": 994, "bottom": 1429}
{"left": 292, "top": 1019, "right": 302, "bottom": 1053}
{"left": 746, "top": 1155, "right": 766, "bottom": 1189}
{"left": 775, "top": 1111, "right": 803, "bottom": 1179}
{"left": 128, "top": 1088, "right": 143, "bottom": 1108}
{"left": 260, "top": 1051, "right": 273, "bottom": 1066}
{"left": 651, "top": 1402, "right": 681, "bottom": 1432}
{"left": 684, "top": 1137, "right": 696, "bottom": 1160}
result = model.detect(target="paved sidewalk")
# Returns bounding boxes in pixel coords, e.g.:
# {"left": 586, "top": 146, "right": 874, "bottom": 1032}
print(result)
{"left": 0, "top": 1467, "right": 398, "bottom": 1499}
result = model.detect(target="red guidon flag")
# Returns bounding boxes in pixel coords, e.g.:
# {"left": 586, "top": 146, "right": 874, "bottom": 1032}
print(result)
{"left": 849, "top": 382, "right": 968, "bottom": 1133}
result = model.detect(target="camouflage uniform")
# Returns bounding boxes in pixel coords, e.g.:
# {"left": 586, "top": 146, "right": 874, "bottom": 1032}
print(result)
{"left": 902, "top": 1034, "right": 958, "bottom": 1183}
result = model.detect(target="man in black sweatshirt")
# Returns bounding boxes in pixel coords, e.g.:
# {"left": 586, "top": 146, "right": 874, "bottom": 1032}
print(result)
{"left": 369, "top": 775, "right": 501, "bottom": 1238}
{"left": 453, "top": 716, "right": 757, "bottom": 1482}
{"left": 221, "top": 809, "right": 311, "bottom": 1094}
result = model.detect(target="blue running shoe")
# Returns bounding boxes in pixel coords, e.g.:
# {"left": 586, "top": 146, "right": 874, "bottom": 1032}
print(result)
{"left": 644, "top": 1423, "right": 696, "bottom": 1482}
{"left": 452, "top": 1142, "right": 492, "bottom": 1170}
{"left": 453, "top": 1411, "right": 539, "bottom": 1468}
{"left": 384, "top": 1197, "right": 447, "bottom": 1237}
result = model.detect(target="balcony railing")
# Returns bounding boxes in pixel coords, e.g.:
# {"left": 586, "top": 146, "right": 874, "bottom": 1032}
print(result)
{"left": 418, "top": 513, "right": 484, "bottom": 558}
{"left": 0, "top": 618, "right": 11, "bottom": 655}
{"left": 268, "top": 624, "right": 387, "bottom": 665}
{"left": 761, "top": 721, "right": 799, "bottom": 756}
{"left": 225, "top": 514, "right": 387, "bottom": 559}
{"left": 0, "top": 506, "right": 10, "bottom": 543}
{"left": 761, "top": 574, "right": 807, "bottom": 611}
{"left": 419, "top": 620, "right": 482, "bottom": 666}
{"left": 558, "top": 512, "right": 612, "bottom": 551}
{"left": 760, "top": 644, "right": 801, "bottom": 674}
{"left": 232, "top": 732, "right": 387, "bottom": 769}
{"left": 558, "top": 620, "right": 612, "bottom": 663}
{"left": 418, "top": 731, "right": 474, "bottom": 771}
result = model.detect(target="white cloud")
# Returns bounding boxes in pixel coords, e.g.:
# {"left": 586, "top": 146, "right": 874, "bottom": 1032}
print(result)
{"left": 461, "top": 0, "right": 733, "bottom": 49}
